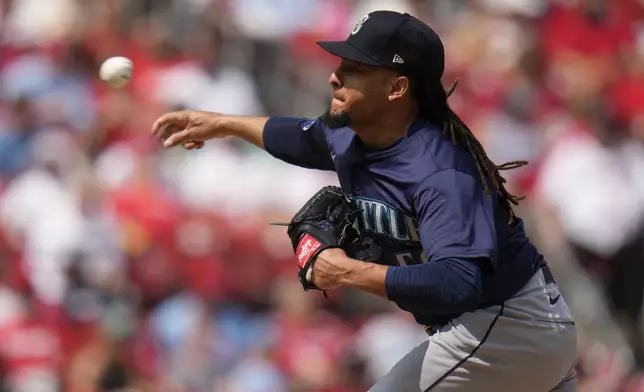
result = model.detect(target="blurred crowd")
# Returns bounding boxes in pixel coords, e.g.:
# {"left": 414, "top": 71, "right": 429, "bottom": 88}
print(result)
{"left": 1, "top": 0, "right": 644, "bottom": 391}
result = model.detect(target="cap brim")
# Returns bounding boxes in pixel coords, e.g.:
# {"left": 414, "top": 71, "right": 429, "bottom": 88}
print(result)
{"left": 316, "top": 41, "right": 382, "bottom": 66}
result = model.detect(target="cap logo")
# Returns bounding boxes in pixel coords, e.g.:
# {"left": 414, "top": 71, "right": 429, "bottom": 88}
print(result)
{"left": 351, "top": 14, "right": 370, "bottom": 35}
{"left": 393, "top": 54, "right": 404, "bottom": 64}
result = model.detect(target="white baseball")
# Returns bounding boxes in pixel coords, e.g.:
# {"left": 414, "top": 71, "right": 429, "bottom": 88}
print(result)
{"left": 99, "top": 56, "right": 134, "bottom": 88}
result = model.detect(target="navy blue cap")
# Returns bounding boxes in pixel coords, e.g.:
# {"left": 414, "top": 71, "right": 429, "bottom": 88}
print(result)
{"left": 317, "top": 11, "right": 445, "bottom": 82}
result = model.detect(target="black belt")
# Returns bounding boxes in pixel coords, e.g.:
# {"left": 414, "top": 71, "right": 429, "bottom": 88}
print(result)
{"left": 423, "top": 264, "right": 556, "bottom": 336}
{"left": 424, "top": 324, "right": 440, "bottom": 335}
{"left": 541, "top": 264, "right": 556, "bottom": 285}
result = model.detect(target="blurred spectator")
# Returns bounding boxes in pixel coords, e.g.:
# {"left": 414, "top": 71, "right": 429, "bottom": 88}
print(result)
{"left": 0, "top": 97, "right": 40, "bottom": 179}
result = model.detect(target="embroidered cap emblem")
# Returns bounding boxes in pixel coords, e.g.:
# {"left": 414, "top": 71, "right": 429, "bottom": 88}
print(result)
{"left": 351, "top": 14, "right": 370, "bottom": 35}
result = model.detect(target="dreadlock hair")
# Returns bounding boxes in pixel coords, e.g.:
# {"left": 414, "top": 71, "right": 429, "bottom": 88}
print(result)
{"left": 414, "top": 78, "right": 528, "bottom": 221}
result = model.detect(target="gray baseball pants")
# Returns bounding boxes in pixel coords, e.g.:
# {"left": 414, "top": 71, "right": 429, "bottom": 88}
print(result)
{"left": 369, "top": 266, "right": 578, "bottom": 391}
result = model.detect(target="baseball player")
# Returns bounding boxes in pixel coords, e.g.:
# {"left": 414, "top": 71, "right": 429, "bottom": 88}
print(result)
{"left": 152, "top": 11, "right": 578, "bottom": 392}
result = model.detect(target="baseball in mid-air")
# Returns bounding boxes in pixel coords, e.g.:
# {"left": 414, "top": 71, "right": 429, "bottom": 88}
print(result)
{"left": 99, "top": 56, "right": 133, "bottom": 88}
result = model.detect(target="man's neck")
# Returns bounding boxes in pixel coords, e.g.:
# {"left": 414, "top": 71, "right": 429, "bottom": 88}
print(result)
{"left": 353, "top": 110, "right": 418, "bottom": 150}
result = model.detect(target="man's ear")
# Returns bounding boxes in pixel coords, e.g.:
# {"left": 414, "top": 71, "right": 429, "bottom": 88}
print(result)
{"left": 388, "top": 76, "right": 410, "bottom": 101}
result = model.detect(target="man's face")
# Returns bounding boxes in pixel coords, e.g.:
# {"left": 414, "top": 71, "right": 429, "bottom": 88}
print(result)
{"left": 321, "top": 59, "right": 398, "bottom": 129}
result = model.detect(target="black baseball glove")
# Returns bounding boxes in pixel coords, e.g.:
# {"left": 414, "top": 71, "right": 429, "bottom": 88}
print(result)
{"left": 285, "top": 186, "right": 361, "bottom": 292}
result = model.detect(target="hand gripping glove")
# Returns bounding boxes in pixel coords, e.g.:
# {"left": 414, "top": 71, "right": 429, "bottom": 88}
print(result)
{"left": 286, "top": 186, "right": 361, "bottom": 292}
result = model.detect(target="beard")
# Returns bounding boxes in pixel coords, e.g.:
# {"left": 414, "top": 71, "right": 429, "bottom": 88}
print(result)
{"left": 318, "top": 108, "right": 352, "bottom": 129}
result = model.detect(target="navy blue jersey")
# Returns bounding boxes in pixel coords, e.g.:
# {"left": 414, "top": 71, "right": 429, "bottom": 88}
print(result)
{"left": 263, "top": 117, "right": 544, "bottom": 326}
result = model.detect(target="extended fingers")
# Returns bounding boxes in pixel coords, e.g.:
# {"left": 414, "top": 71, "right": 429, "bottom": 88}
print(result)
{"left": 151, "top": 111, "right": 188, "bottom": 136}
{"left": 153, "top": 110, "right": 207, "bottom": 150}
{"left": 163, "top": 129, "right": 193, "bottom": 148}
{"left": 183, "top": 141, "right": 205, "bottom": 150}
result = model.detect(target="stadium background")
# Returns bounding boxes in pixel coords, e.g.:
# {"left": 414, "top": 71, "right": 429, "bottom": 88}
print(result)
{"left": 1, "top": 0, "right": 644, "bottom": 391}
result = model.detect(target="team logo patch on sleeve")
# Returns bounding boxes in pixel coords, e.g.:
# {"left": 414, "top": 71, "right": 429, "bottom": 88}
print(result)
{"left": 302, "top": 120, "right": 315, "bottom": 131}
{"left": 296, "top": 233, "right": 323, "bottom": 268}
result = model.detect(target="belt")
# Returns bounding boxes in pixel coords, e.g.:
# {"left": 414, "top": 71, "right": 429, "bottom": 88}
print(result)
{"left": 541, "top": 264, "right": 556, "bottom": 285}
{"left": 423, "top": 264, "right": 556, "bottom": 336}
{"left": 424, "top": 325, "right": 440, "bottom": 335}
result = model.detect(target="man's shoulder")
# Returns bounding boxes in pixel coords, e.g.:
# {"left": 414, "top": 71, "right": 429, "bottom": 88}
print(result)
{"left": 268, "top": 116, "right": 353, "bottom": 141}
{"left": 407, "top": 122, "right": 480, "bottom": 179}
{"left": 311, "top": 121, "right": 354, "bottom": 151}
